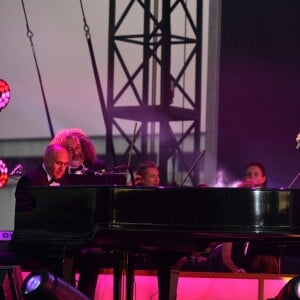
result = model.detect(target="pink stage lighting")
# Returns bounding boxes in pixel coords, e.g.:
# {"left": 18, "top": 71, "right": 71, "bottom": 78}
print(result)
{"left": 0, "top": 79, "right": 10, "bottom": 111}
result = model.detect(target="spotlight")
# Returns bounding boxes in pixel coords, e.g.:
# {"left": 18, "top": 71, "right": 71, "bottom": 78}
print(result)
{"left": 0, "top": 79, "right": 10, "bottom": 111}
{"left": 0, "top": 160, "right": 8, "bottom": 189}
{"left": 273, "top": 275, "right": 300, "bottom": 300}
{"left": 22, "top": 270, "right": 91, "bottom": 300}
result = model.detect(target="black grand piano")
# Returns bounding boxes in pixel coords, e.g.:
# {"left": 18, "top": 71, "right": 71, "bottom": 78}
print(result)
{"left": 12, "top": 186, "right": 300, "bottom": 299}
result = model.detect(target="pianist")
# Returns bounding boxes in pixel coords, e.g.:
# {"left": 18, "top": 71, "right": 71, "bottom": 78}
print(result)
{"left": 15, "top": 144, "right": 70, "bottom": 211}
{"left": 49, "top": 128, "right": 112, "bottom": 299}
{"left": 13, "top": 142, "right": 106, "bottom": 299}
{"left": 12, "top": 144, "right": 71, "bottom": 276}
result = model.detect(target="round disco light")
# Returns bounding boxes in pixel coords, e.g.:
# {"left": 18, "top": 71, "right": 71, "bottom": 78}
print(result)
{"left": 0, "top": 79, "right": 11, "bottom": 110}
{"left": 0, "top": 160, "right": 8, "bottom": 189}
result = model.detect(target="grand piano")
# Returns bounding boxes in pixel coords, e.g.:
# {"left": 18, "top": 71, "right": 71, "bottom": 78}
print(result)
{"left": 12, "top": 186, "right": 300, "bottom": 300}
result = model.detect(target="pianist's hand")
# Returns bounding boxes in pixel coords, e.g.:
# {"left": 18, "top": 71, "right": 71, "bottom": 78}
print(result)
{"left": 235, "top": 268, "right": 246, "bottom": 273}
{"left": 133, "top": 174, "right": 143, "bottom": 186}
{"left": 237, "top": 179, "right": 262, "bottom": 188}
{"left": 127, "top": 174, "right": 142, "bottom": 186}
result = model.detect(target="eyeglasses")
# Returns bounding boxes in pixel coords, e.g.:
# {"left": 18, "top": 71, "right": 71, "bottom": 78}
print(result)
{"left": 66, "top": 146, "right": 82, "bottom": 154}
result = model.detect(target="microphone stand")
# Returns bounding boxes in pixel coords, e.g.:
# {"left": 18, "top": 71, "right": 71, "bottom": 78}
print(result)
{"left": 171, "top": 153, "right": 176, "bottom": 185}
{"left": 126, "top": 123, "right": 138, "bottom": 186}
{"left": 178, "top": 150, "right": 206, "bottom": 187}
{"left": 287, "top": 172, "right": 300, "bottom": 188}
{"left": 168, "top": 147, "right": 177, "bottom": 185}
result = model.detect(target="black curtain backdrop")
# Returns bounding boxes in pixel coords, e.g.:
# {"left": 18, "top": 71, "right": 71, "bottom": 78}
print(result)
{"left": 218, "top": 0, "right": 300, "bottom": 188}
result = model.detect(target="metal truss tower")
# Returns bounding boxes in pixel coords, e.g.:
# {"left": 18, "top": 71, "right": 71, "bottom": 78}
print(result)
{"left": 106, "top": 0, "right": 203, "bottom": 185}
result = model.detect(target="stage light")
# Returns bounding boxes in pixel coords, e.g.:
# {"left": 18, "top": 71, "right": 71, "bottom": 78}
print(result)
{"left": 0, "top": 160, "right": 8, "bottom": 189}
{"left": 0, "top": 79, "right": 10, "bottom": 111}
{"left": 22, "top": 270, "right": 91, "bottom": 300}
{"left": 273, "top": 275, "right": 300, "bottom": 300}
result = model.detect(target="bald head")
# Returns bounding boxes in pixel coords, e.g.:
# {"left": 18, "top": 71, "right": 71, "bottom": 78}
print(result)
{"left": 44, "top": 144, "right": 69, "bottom": 179}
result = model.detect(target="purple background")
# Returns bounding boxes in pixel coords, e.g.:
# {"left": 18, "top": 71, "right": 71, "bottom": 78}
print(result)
{"left": 218, "top": 0, "right": 300, "bottom": 188}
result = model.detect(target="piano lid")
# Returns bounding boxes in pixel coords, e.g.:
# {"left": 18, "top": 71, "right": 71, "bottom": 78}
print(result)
{"left": 108, "top": 187, "right": 299, "bottom": 234}
{"left": 13, "top": 186, "right": 300, "bottom": 242}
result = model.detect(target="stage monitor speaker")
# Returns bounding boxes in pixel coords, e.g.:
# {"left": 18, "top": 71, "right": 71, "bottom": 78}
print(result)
{"left": 0, "top": 265, "right": 23, "bottom": 300}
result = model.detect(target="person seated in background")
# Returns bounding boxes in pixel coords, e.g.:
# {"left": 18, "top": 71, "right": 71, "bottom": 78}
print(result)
{"left": 237, "top": 161, "right": 267, "bottom": 188}
{"left": 50, "top": 127, "right": 106, "bottom": 174}
{"left": 133, "top": 160, "right": 160, "bottom": 186}
{"left": 209, "top": 162, "right": 278, "bottom": 274}
{"left": 178, "top": 183, "right": 214, "bottom": 271}
{"left": 178, "top": 242, "right": 218, "bottom": 272}
{"left": 50, "top": 128, "right": 113, "bottom": 298}
{"left": 126, "top": 161, "right": 161, "bottom": 270}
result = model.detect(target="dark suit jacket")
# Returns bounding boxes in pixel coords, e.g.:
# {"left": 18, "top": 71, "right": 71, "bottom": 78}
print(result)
{"left": 13, "top": 163, "right": 109, "bottom": 297}
{"left": 15, "top": 164, "right": 70, "bottom": 212}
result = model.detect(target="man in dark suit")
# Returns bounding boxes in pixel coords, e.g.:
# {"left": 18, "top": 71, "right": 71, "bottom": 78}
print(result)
{"left": 15, "top": 143, "right": 69, "bottom": 212}
{"left": 49, "top": 129, "right": 110, "bottom": 299}
{"left": 13, "top": 143, "right": 107, "bottom": 299}
{"left": 13, "top": 144, "right": 71, "bottom": 273}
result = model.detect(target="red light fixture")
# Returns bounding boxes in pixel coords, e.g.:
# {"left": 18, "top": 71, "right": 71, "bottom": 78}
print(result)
{"left": 0, "top": 160, "right": 8, "bottom": 189}
{"left": 0, "top": 79, "right": 10, "bottom": 111}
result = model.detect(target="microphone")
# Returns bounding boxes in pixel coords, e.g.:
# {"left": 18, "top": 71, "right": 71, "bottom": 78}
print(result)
{"left": 81, "top": 167, "right": 104, "bottom": 176}
{"left": 297, "top": 142, "right": 300, "bottom": 150}
{"left": 82, "top": 165, "right": 129, "bottom": 176}
{"left": 105, "top": 165, "right": 129, "bottom": 172}
{"left": 10, "top": 164, "right": 23, "bottom": 176}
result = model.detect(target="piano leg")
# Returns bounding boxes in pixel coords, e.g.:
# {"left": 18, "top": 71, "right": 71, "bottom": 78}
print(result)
{"left": 153, "top": 253, "right": 181, "bottom": 300}
{"left": 157, "top": 267, "right": 179, "bottom": 300}
{"left": 126, "top": 254, "right": 134, "bottom": 300}
{"left": 112, "top": 252, "right": 135, "bottom": 300}
{"left": 112, "top": 252, "right": 180, "bottom": 300}
{"left": 113, "top": 252, "right": 123, "bottom": 300}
